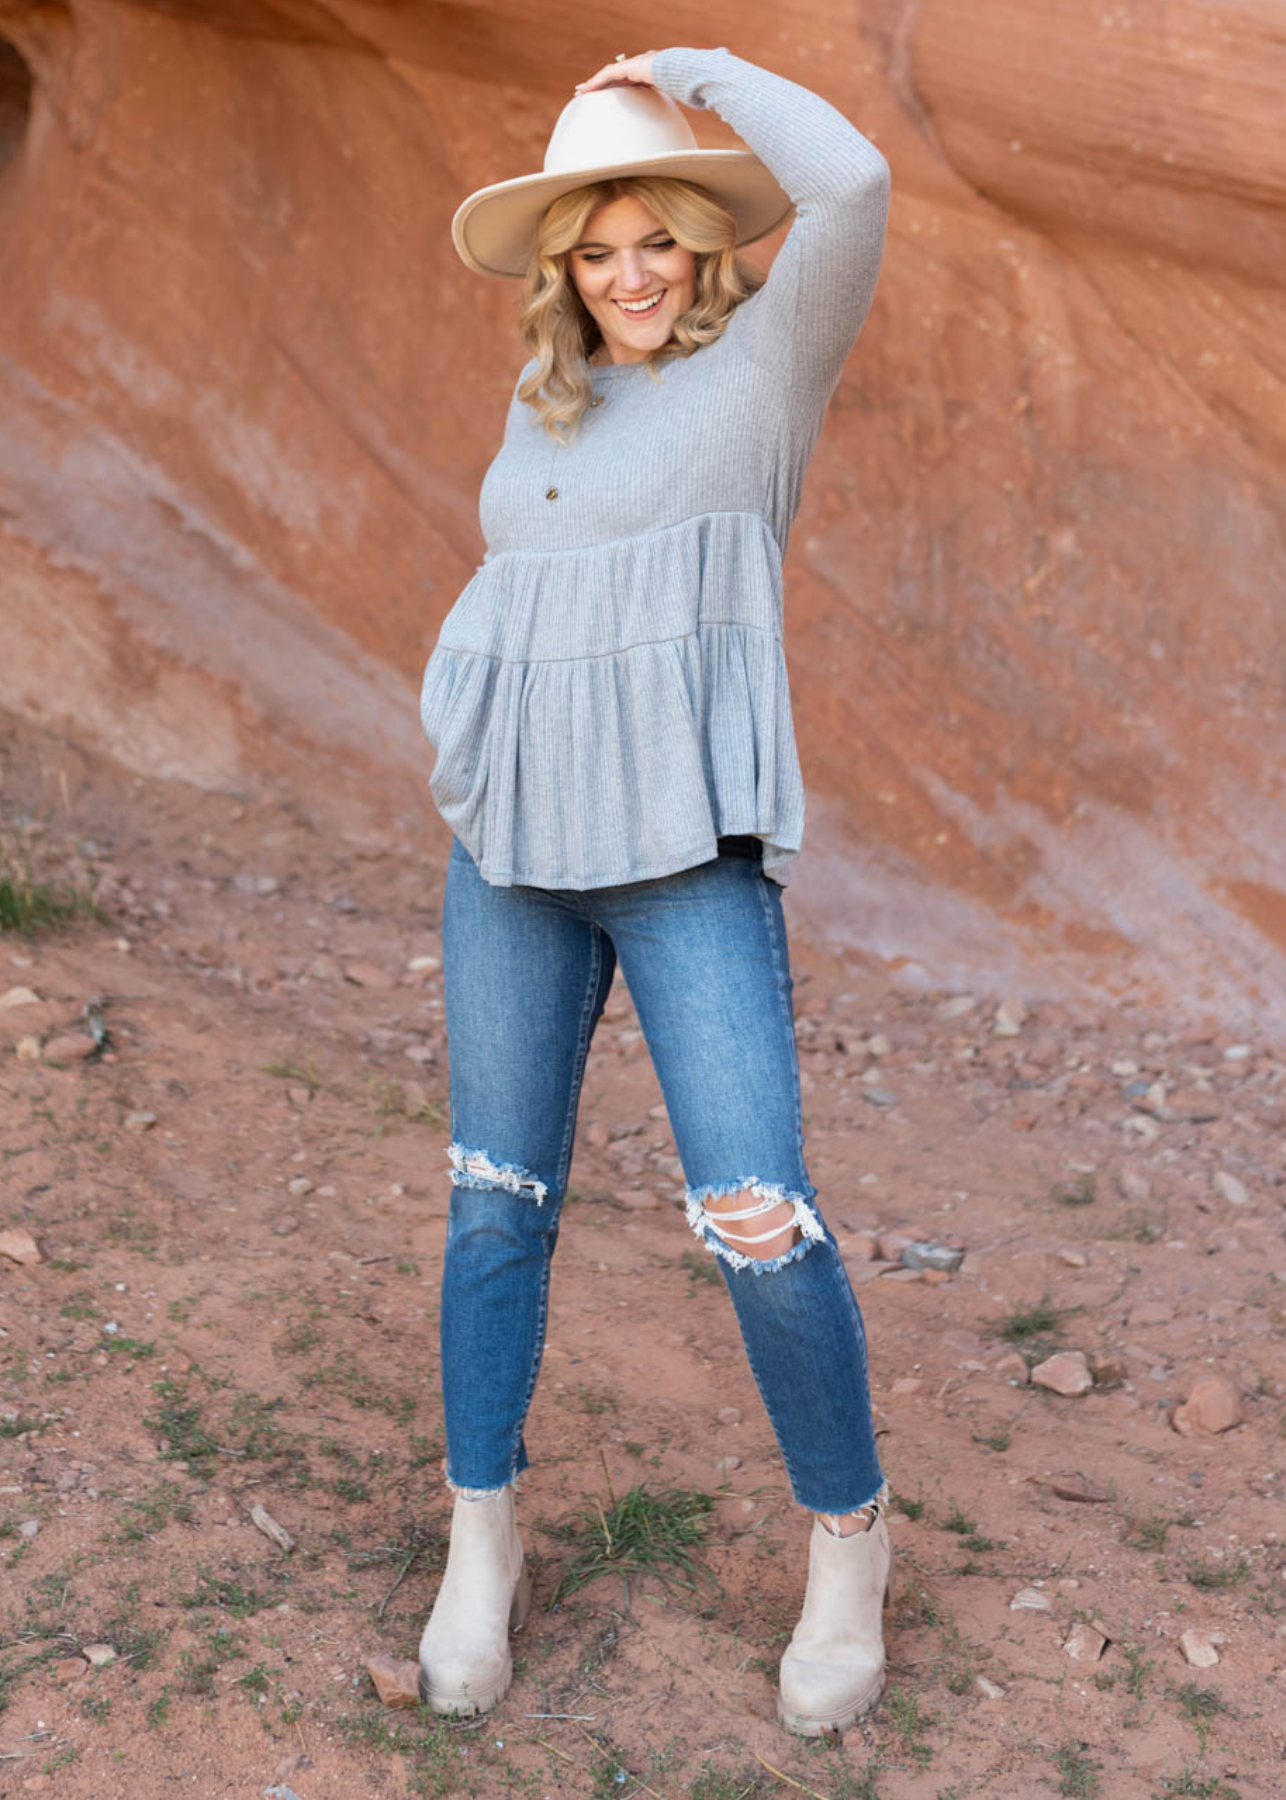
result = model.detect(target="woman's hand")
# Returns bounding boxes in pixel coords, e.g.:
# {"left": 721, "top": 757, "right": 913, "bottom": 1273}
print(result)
{"left": 574, "top": 52, "right": 657, "bottom": 96}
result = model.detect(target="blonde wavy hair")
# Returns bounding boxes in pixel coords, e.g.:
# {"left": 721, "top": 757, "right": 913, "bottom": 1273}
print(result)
{"left": 517, "top": 175, "right": 765, "bottom": 440}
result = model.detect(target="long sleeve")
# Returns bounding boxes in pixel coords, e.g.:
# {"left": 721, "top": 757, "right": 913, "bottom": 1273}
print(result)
{"left": 650, "top": 46, "right": 890, "bottom": 394}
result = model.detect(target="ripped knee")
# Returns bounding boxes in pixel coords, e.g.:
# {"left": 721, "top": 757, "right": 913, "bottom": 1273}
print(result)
{"left": 685, "top": 1178, "right": 824, "bottom": 1274}
{"left": 447, "top": 1142, "right": 549, "bottom": 1205}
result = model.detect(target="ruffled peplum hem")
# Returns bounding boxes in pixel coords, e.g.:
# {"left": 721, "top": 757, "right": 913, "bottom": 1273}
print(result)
{"left": 419, "top": 511, "right": 807, "bottom": 891}
{"left": 420, "top": 620, "right": 804, "bottom": 891}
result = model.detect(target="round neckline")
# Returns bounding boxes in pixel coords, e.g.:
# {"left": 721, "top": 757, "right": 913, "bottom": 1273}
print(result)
{"left": 588, "top": 358, "right": 653, "bottom": 381}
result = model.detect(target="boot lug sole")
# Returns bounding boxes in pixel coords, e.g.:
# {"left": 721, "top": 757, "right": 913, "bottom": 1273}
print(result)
{"left": 776, "top": 1666, "right": 887, "bottom": 1737}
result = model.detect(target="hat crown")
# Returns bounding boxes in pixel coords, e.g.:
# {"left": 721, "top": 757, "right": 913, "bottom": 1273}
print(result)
{"left": 543, "top": 85, "right": 699, "bottom": 177}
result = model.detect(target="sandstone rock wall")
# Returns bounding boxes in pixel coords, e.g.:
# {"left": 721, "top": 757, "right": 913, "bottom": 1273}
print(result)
{"left": 1, "top": 0, "right": 1283, "bottom": 1021}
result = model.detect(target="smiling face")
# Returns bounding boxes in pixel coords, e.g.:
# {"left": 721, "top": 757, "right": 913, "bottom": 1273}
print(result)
{"left": 567, "top": 193, "right": 699, "bottom": 365}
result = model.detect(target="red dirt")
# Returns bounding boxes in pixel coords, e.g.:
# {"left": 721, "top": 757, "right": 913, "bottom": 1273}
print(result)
{"left": 3, "top": 713, "right": 1284, "bottom": 1799}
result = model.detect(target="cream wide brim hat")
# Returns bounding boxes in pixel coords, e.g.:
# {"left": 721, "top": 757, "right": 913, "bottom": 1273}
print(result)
{"left": 451, "top": 83, "right": 793, "bottom": 279}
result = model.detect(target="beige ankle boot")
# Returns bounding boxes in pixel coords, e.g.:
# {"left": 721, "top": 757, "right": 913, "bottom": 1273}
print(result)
{"left": 418, "top": 1487, "right": 531, "bottom": 1715}
{"left": 777, "top": 1488, "right": 893, "bottom": 1736}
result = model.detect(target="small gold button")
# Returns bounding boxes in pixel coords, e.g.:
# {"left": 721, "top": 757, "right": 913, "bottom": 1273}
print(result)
{"left": 545, "top": 486, "right": 559, "bottom": 500}
{"left": 589, "top": 395, "right": 604, "bottom": 408}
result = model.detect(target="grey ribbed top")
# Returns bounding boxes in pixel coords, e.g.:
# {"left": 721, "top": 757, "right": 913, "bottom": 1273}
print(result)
{"left": 420, "top": 46, "right": 890, "bottom": 889}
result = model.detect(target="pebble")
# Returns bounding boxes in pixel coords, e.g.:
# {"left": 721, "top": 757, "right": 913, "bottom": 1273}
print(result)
{"left": 1057, "top": 1248, "right": 1087, "bottom": 1268}
{"left": 975, "top": 1674, "right": 1005, "bottom": 1699}
{"left": 364, "top": 1652, "right": 421, "bottom": 1708}
{"left": 42, "top": 1033, "right": 97, "bottom": 1062}
{"left": 993, "top": 1352, "right": 1030, "bottom": 1386}
{"left": 406, "top": 955, "right": 441, "bottom": 973}
{"left": 866, "top": 1034, "right": 892, "bottom": 1057}
{"left": 1213, "top": 1171, "right": 1249, "bottom": 1207}
{"left": 1118, "top": 1168, "right": 1152, "bottom": 1203}
{"left": 1064, "top": 1621, "right": 1109, "bottom": 1662}
{"left": 876, "top": 1232, "right": 912, "bottom": 1262}
{"left": 1010, "top": 1586, "right": 1052, "bottom": 1612}
{"left": 19, "top": 1519, "right": 40, "bottom": 1538}
{"left": 287, "top": 1176, "right": 314, "bottom": 1198}
{"left": 1180, "top": 1630, "right": 1220, "bottom": 1668}
{"left": 0, "top": 1228, "right": 42, "bottom": 1266}
{"left": 585, "top": 1119, "right": 610, "bottom": 1148}
{"left": 250, "top": 1503, "right": 296, "bottom": 1554}
{"left": 717, "top": 1407, "right": 741, "bottom": 1425}
{"left": 233, "top": 872, "right": 278, "bottom": 895}
{"left": 715, "top": 1455, "right": 743, "bottom": 1476}
{"left": 994, "top": 997, "right": 1028, "bottom": 1038}
{"left": 1173, "top": 1374, "right": 1241, "bottom": 1436}
{"left": 937, "top": 994, "right": 977, "bottom": 1019}
{"left": 900, "top": 1240, "right": 965, "bottom": 1273}
{"left": 343, "top": 961, "right": 394, "bottom": 990}
{"left": 271, "top": 1215, "right": 300, "bottom": 1236}
{"left": 889, "top": 1377, "right": 924, "bottom": 1396}
{"left": 83, "top": 1644, "right": 116, "bottom": 1668}
{"left": 861, "top": 1087, "right": 899, "bottom": 1108}
{"left": 0, "top": 986, "right": 41, "bottom": 1010}
{"left": 1031, "top": 1351, "right": 1093, "bottom": 1397}
{"left": 1048, "top": 1472, "right": 1112, "bottom": 1504}
{"left": 15, "top": 1035, "right": 41, "bottom": 1061}
{"left": 124, "top": 1111, "right": 157, "bottom": 1132}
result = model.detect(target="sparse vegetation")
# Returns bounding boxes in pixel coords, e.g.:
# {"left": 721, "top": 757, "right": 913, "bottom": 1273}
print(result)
{"left": 1050, "top": 1740, "right": 1102, "bottom": 1796}
{"left": 547, "top": 1480, "right": 716, "bottom": 1603}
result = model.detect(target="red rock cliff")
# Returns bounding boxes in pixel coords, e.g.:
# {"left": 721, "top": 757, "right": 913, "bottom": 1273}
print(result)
{"left": 0, "top": 1, "right": 1283, "bottom": 1022}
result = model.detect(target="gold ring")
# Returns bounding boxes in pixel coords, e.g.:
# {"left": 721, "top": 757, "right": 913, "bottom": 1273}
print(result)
{"left": 614, "top": 52, "right": 626, "bottom": 62}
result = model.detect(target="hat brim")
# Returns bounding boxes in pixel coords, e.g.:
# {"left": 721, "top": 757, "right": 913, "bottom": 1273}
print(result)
{"left": 451, "top": 150, "right": 793, "bottom": 279}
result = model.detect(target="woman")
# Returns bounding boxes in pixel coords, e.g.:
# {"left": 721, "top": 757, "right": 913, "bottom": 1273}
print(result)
{"left": 417, "top": 45, "right": 893, "bottom": 1737}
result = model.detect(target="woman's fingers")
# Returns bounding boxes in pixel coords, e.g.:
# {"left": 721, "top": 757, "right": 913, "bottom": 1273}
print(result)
{"left": 574, "top": 52, "right": 656, "bottom": 95}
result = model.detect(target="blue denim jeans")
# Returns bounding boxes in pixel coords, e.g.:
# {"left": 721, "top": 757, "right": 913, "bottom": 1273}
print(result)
{"left": 439, "top": 834, "right": 885, "bottom": 1515}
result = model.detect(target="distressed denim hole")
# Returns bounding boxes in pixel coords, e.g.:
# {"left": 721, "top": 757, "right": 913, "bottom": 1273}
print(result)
{"left": 447, "top": 1142, "right": 549, "bottom": 1205}
{"left": 684, "top": 1177, "right": 824, "bottom": 1274}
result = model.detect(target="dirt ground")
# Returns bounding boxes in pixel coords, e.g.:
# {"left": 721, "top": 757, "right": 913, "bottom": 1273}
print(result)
{"left": 2, "top": 711, "right": 1284, "bottom": 1800}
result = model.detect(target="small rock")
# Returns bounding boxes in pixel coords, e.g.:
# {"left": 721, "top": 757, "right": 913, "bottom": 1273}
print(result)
{"left": 1173, "top": 1374, "right": 1241, "bottom": 1436}
{"left": 51, "top": 1655, "right": 89, "bottom": 1685}
{"left": 1063, "top": 1620, "right": 1109, "bottom": 1662}
{"left": 1180, "top": 1630, "right": 1220, "bottom": 1669}
{"left": 0, "top": 1228, "right": 42, "bottom": 1266}
{"left": 861, "top": 1087, "right": 899, "bottom": 1108}
{"left": 1031, "top": 1351, "right": 1093, "bottom": 1397}
{"left": 993, "top": 1352, "right": 1030, "bottom": 1386}
{"left": 1057, "top": 1248, "right": 1087, "bottom": 1268}
{"left": 42, "top": 1033, "right": 97, "bottom": 1062}
{"left": 308, "top": 955, "right": 341, "bottom": 982}
{"left": 876, "top": 1232, "right": 912, "bottom": 1262}
{"left": 975, "top": 1674, "right": 1006, "bottom": 1699}
{"left": 233, "top": 871, "right": 278, "bottom": 895}
{"left": 0, "top": 986, "right": 41, "bottom": 1010}
{"left": 1213, "top": 1171, "right": 1249, "bottom": 1207}
{"left": 845, "top": 1232, "right": 879, "bottom": 1260}
{"left": 344, "top": 962, "right": 394, "bottom": 990}
{"left": 717, "top": 1407, "right": 741, "bottom": 1426}
{"left": 250, "top": 1503, "right": 296, "bottom": 1554}
{"left": 994, "top": 997, "right": 1028, "bottom": 1038}
{"left": 19, "top": 1519, "right": 40, "bottom": 1538}
{"left": 715, "top": 1455, "right": 742, "bottom": 1476}
{"left": 406, "top": 954, "right": 441, "bottom": 973}
{"left": 1010, "top": 1586, "right": 1052, "bottom": 1612}
{"left": 866, "top": 1033, "right": 892, "bottom": 1057}
{"left": 124, "top": 1111, "right": 157, "bottom": 1133}
{"left": 287, "top": 1176, "right": 314, "bottom": 1198}
{"left": 937, "top": 994, "right": 977, "bottom": 1019}
{"left": 1222, "top": 1043, "right": 1251, "bottom": 1061}
{"left": 1048, "top": 1472, "right": 1112, "bottom": 1504}
{"left": 900, "top": 1240, "right": 965, "bottom": 1273}
{"left": 83, "top": 1643, "right": 116, "bottom": 1668}
{"left": 889, "top": 1377, "right": 924, "bottom": 1396}
{"left": 15, "top": 1035, "right": 41, "bottom": 1061}
{"left": 585, "top": 1119, "right": 610, "bottom": 1149}
{"left": 616, "top": 1189, "right": 660, "bottom": 1211}
{"left": 365, "top": 1652, "right": 421, "bottom": 1708}
{"left": 270, "top": 1215, "right": 300, "bottom": 1236}
{"left": 922, "top": 1268, "right": 953, "bottom": 1286}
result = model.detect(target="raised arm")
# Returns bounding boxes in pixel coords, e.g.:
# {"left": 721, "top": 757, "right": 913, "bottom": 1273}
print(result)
{"left": 648, "top": 46, "right": 891, "bottom": 393}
